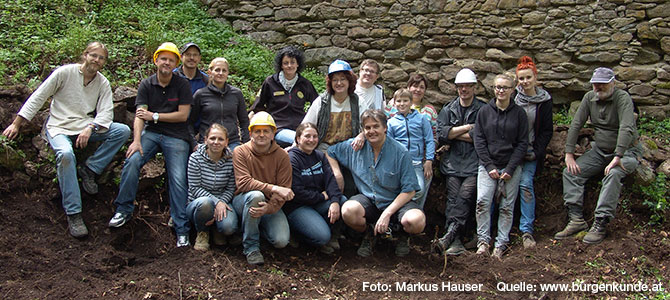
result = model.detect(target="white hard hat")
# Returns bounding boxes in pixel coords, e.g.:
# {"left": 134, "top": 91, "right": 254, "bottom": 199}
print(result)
{"left": 454, "top": 68, "right": 477, "bottom": 84}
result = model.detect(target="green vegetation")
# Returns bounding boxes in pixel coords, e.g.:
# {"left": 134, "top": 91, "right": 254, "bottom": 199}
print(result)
{"left": 638, "top": 116, "right": 670, "bottom": 144}
{"left": 637, "top": 173, "right": 669, "bottom": 225}
{"left": 0, "top": 0, "right": 325, "bottom": 104}
{"left": 553, "top": 106, "right": 573, "bottom": 126}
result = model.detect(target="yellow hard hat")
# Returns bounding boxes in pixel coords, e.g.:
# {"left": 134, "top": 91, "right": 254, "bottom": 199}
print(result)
{"left": 248, "top": 111, "right": 277, "bottom": 132}
{"left": 153, "top": 42, "right": 181, "bottom": 65}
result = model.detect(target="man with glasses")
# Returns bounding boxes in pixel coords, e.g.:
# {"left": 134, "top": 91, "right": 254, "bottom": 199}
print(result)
{"left": 328, "top": 109, "right": 424, "bottom": 258}
{"left": 554, "top": 67, "right": 641, "bottom": 244}
{"left": 2, "top": 42, "right": 131, "bottom": 238}
{"left": 175, "top": 42, "right": 208, "bottom": 95}
{"left": 355, "top": 59, "right": 385, "bottom": 111}
{"left": 432, "top": 68, "right": 486, "bottom": 256}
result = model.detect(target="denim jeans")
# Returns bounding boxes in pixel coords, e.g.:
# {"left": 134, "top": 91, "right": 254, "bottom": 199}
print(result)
{"left": 563, "top": 143, "right": 640, "bottom": 219}
{"left": 114, "top": 131, "right": 190, "bottom": 235}
{"left": 228, "top": 141, "right": 241, "bottom": 152}
{"left": 275, "top": 129, "right": 296, "bottom": 148}
{"left": 46, "top": 122, "right": 130, "bottom": 215}
{"left": 232, "top": 190, "right": 290, "bottom": 255}
{"left": 412, "top": 161, "right": 432, "bottom": 210}
{"left": 286, "top": 195, "right": 346, "bottom": 247}
{"left": 475, "top": 165, "right": 522, "bottom": 248}
{"left": 518, "top": 160, "right": 537, "bottom": 234}
{"left": 186, "top": 196, "right": 238, "bottom": 235}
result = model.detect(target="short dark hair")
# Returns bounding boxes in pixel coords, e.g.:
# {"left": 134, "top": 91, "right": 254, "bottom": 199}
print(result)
{"left": 274, "top": 46, "right": 305, "bottom": 74}
{"left": 294, "top": 122, "right": 318, "bottom": 144}
{"left": 360, "top": 109, "right": 387, "bottom": 129}
{"left": 360, "top": 59, "right": 380, "bottom": 74}
{"left": 407, "top": 73, "right": 428, "bottom": 89}
{"left": 326, "top": 70, "right": 357, "bottom": 95}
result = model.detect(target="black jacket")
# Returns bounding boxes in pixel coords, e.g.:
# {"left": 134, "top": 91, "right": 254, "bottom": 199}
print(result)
{"left": 250, "top": 73, "right": 318, "bottom": 131}
{"left": 437, "top": 97, "right": 486, "bottom": 177}
{"left": 190, "top": 83, "right": 250, "bottom": 145}
{"left": 530, "top": 98, "right": 554, "bottom": 175}
{"left": 473, "top": 98, "right": 529, "bottom": 174}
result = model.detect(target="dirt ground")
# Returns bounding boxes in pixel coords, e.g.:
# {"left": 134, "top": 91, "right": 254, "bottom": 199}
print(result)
{"left": 0, "top": 90, "right": 669, "bottom": 299}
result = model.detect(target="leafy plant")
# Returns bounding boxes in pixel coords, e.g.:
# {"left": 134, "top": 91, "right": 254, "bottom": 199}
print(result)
{"left": 638, "top": 174, "right": 670, "bottom": 225}
{"left": 552, "top": 106, "right": 573, "bottom": 126}
{"left": 638, "top": 116, "right": 670, "bottom": 143}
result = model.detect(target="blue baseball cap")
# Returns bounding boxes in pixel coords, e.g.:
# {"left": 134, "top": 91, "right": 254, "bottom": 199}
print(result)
{"left": 328, "top": 59, "right": 352, "bottom": 74}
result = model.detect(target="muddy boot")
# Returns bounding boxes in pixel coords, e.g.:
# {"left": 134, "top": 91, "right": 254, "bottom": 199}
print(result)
{"left": 67, "top": 213, "right": 88, "bottom": 238}
{"left": 395, "top": 231, "right": 410, "bottom": 257}
{"left": 211, "top": 230, "right": 226, "bottom": 246}
{"left": 583, "top": 217, "right": 609, "bottom": 244}
{"left": 326, "top": 222, "right": 343, "bottom": 251}
{"left": 446, "top": 238, "right": 466, "bottom": 256}
{"left": 357, "top": 226, "right": 376, "bottom": 257}
{"left": 431, "top": 222, "right": 458, "bottom": 254}
{"left": 554, "top": 205, "right": 588, "bottom": 240}
{"left": 194, "top": 231, "right": 210, "bottom": 251}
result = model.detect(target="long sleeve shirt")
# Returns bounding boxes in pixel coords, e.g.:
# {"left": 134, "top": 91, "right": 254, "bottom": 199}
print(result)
{"left": 284, "top": 147, "right": 342, "bottom": 215}
{"left": 190, "top": 83, "right": 250, "bottom": 144}
{"left": 187, "top": 144, "right": 236, "bottom": 204}
{"left": 18, "top": 64, "right": 113, "bottom": 136}
{"left": 386, "top": 109, "right": 435, "bottom": 163}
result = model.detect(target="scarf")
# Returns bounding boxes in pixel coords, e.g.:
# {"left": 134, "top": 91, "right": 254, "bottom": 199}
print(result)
{"left": 278, "top": 71, "right": 298, "bottom": 92}
{"left": 514, "top": 86, "right": 551, "bottom": 107}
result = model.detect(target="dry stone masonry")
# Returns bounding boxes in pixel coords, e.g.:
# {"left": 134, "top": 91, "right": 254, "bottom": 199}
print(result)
{"left": 202, "top": 0, "right": 670, "bottom": 117}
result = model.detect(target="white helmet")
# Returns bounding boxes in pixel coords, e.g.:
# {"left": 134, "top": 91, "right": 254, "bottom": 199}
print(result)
{"left": 454, "top": 68, "right": 477, "bottom": 84}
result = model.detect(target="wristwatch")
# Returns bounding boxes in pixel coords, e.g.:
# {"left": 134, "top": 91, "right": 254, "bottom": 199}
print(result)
{"left": 152, "top": 112, "right": 159, "bottom": 123}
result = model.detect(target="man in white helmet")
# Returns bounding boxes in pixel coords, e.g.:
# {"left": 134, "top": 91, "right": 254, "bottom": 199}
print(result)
{"left": 432, "top": 68, "right": 486, "bottom": 256}
{"left": 109, "top": 42, "right": 194, "bottom": 248}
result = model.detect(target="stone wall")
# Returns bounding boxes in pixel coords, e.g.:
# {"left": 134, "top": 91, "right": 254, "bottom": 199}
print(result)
{"left": 202, "top": 0, "right": 670, "bottom": 116}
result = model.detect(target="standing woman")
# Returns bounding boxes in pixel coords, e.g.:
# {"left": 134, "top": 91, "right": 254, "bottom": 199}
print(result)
{"left": 250, "top": 46, "right": 319, "bottom": 147}
{"left": 302, "top": 59, "right": 363, "bottom": 151}
{"left": 514, "top": 56, "right": 553, "bottom": 249}
{"left": 190, "top": 57, "right": 249, "bottom": 151}
{"left": 285, "top": 123, "right": 345, "bottom": 254}
{"left": 186, "top": 124, "right": 238, "bottom": 251}
{"left": 473, "top": 72, "right": 529, "bottom": 260}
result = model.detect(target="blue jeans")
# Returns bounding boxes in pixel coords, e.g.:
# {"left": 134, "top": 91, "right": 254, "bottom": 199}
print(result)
{"left": 275, "top": 129, "right": 296, "bottom": 147}
{"left": 46, "top": 122, "right": 130, "bottom": 215}
{"left": 286, "top": 195, "right": 346, "bottom": 247}
{"left": 114, "top": 131, "right": 190, "bottom": 235}
{"left": 232, "top": 190, "right": 290, "bottom": 255}
{"left": 186, "top": 196, "right": 238, "bottom": 234}
{"left": 228, "top": 142, "right": 241, "bottom": 152}
{"left": 475, "top": 165, "right": 522, "bottom": 248}
{"left": 518, "top": 160, "right": 537, "bottom": 234}
{"left": 412, "top": 161, "right": 431, "bottom": 209}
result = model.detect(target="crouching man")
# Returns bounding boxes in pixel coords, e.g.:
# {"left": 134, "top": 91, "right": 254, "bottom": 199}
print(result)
{"left": 328, "top": 109, "right": 425, "bottom": 257}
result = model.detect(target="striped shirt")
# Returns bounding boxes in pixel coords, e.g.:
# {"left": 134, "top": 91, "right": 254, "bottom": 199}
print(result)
{"left": 187, "top": 144, "right": 236, "bottom": 204}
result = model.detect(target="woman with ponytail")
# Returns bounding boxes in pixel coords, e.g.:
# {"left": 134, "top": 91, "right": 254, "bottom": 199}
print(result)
{"left": 514, "top": 56, "right": 553, "bottom": 249}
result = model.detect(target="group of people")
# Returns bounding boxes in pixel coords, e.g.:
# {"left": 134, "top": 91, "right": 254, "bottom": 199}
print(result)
{"left": 2, "top": 40, "right": 641, "bottom": 265}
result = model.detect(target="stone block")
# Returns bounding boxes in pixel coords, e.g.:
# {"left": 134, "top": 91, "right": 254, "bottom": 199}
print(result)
{"left": 348, "top": 27, "right": 370, "bottom": 38}
{"left": 648, "top": 3, "right": 670, "bottom": 18}
{"left": 508, "top": 27, "right": 530, "bottom": 39}
{"left": 389, "top": 3, "right": 404, "bottom": 15}
{"left": 498, "top": 0, "right": 518, "bottom": 9}
{"left": 254, "top": 7, "right": 274, "bottom": 17}
{"left": 625, "top": 9, "right": 646, "bottom": 20}
{"left": 629, "top": 84, "right": 654, "bottom": 96}
{"left": 463, "top": 36, "right": 487, "bottom": 48}
{"left": 232, "top": 20, "right": 253, "bottom": 32}
{"left": 287, "top": 34, "right": 316, "bottom": 47}
{"left": 519, "top": 39, "right": 554, "bottom": 50}
{"left": 398, "top": 24, "right": 421, "bottom": 38}
{"left": 637, "top": 22, "right": 659, "bottom": 40}
{"left": 456, "top": 59, "right": 503, "bottom": 74}
{"left": 439, "top": 65, "right": 461, "bottom": 81}
{"left": 632, "top": 95, "right": 669, "bottom": 105}
{"left": 577, "top": 52, "right": 621, "bottom": 63}
{"left": 485, "top": 48, "right": 515, "bottom": 61}
{"left": 424, "top": 35, "right": 457, "bottom": 47}
{"left": 350, "top": 41, "right": 370, "bottom": 51}
{"left": 522, "top": 11, "right": 546, "bottom": 25}
{"left": 247, "top": 31, "right": 286, "bottom": 43}
{"left": 381, "top": 68, "right": 409, "bottom": 82}
{"left": 445, "top": 47, "right": 486, "bottom": 60}
{"left": 370, "top": 38, "right": 398, "bottom": 50}
{"left": 614, "top": 66, "right": 657, "bottom": 81}
{"left": 661, "top": 37, "right": 670, "bottom": 54}
{"left": 657, "top": 68, "right": 670, "bottom": 80}
{"left": 314, "top": 36, "right": 332, "bottom": 47}
{"left": 635, "top": 48, "right": 662, "bottom": 64}
{"left": 608, "top": 17, "right": 636, "bottom": 28}
{"left": 331, "top": 35, "right": 351, "bottom": 47}
{"left": 383, "top": 50, "right": 405, "bottom": 59}
{"left": 425, "top": 48, "right": 444, "bottom": 59}
{"left": 304, "top": 47, "right": 363, "bottom": 65}
{"left": 364, "top": 49, "right": 384, "bottom": 58}
{"left": 404, "top": 40, "right": 425, "bottom": 59}
{"left": 275, "top": 8, "right": 307, "bottom": 20}
{"left": 443, "top": 0, "right": 460, "bottom": 12}
{"left": 258, "top": 21, "right": 283, "bottom": 31}
{"left": 365, "top": 7, "right": 388, "bottom": 17}
{"left": 344, "top": 8, "right": 360, "bottom": 17}
{"left": 519, "top": 0, "right": 537, "bottom": 8}
{"left": 487, "top": 38, "right": 516, "bottom": 48}
{"left": 539, "top": 26, "right": 565, "bottom": 39}
{"left": 536, "top": 51, "right": 572, "bottom": 64}
{"left": 657, "top": 159, "right": 670, "bottom": 177}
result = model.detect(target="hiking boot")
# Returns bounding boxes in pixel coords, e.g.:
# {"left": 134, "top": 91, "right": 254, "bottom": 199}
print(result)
{"left": 194, "top": 231, "right": 210, "bottom": 251}
{"left": 176, "top": 234, "right": 190, "bottom": 247}
{"left": 491, "top": 245, "right": 506, "bottom": 260}
{"left": 246, "top": 250, "right": 264, "bottom": 265}
{"left": 446, "top": 238, "right": 466, "bottom": 256}
{"left": 319, "top": 244, "right": 335, "bottom": 255}
{"left": 476, "top": 242, "right": 489, "bottom": 255}
{"left": 432, "top": 222, "right": 459, "bottom": 255}
{"left": 212, "top": 230, "right": 226, "bottom": 246}
{"left": 395, "top": 232, "right": 410, "bottom": 257}
{"left": 554, "top": 218, "right": 588, "bottom": 240}
{"left": 357, "top": 228, "right": 376, "bottom": 257}
{"left": 67, "top": 213, "right": 88, "bottom": 238}
{"left": 583, "top": 217, "right": 609, "bottom": 244}
{"left": 522, "top": 232, "right": 536, "bottom": 249}
{"left": 78, "top": 165, "right": 98, "bottom": 194}
{"left": 108, "top": 212, "right": 131, "bottom": 228}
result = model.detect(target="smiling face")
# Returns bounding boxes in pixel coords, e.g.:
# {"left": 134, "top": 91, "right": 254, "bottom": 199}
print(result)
{"left": 331, "top": 72, "right": 349, "bottom": 97}
{"left": 205, "top": 127, "right": 228, "bottom": 155}
{"left": 155, "top": 52, "right": 178, "bottom": 77}
{"left": 494, "top": 77, "right": 514, "bottom": 102}
{"left": 250, "top": 125, "right": 275, "bottom": 150}
{"left": 593, "top": 82, "right": 615, "bottom": 100}
{"left": 82, "top": 47, "right": 107, "bottom": 74}
{"left": 296, "top": 127, "right": 318, "bottom": 154}
{"left": 362, "top": 117, "right": 386, "bottom": 146}
{"left": 409, "top": 81, "right": 426, "bottom": 104}
{"left": 208, "top": 61, "right": 229, "bottom": 86}
{"left": 456, "top": 83, "right": 475, "bottom": 102}
{"left": 394, "top": 95, "right": 411, "bottom": 115}
{"left": 516, "top": 68, "right": 537, "bottom": 95}
{"left": 358, "top": 63, "right": 379, "bottom": 88}
{"left": 281, "top": 55, "right": 298, "bottom": 80}
{"left": 182, "top": 46, "right": 201, "bottom": 70}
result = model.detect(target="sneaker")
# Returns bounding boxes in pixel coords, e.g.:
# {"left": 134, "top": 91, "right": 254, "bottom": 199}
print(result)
{"left": 522, "top": 233, "right": 536, "bottom": 249}
{"left": 67, "top": 213, "right": 88, "bottom": 238}
{"left": 476, "top": 242, "right": 489, "bottom": 255}
{"left": 212, "top": 230, "right": 226, "bottom": 246}
{"left": 554, "top": 218, "right": 588, "bottom": 240}
{"left": 583, "top": 217, "right": 608, "bottom": 244}
{"left": 77, "top": 165, "right": 98, "bottom": 194}
{"left": 176, "top": 234, "right": 190, "bottom": 247}
{"left": 167, "top": 217, "right": 174, "bottom": 228}
{"left": 108, "top": 212, "right": 130, "bottom": 228}
{"left": 246, "top": 250, "right": 264, "bottom": 265}
{"left": 193, "top": 231, "right": 210, "bottom": 251}
{"left": 395, "top": 233, "right": 410, "bottom": 257}
{"left": 446, "top": 239, "right": 466, "bottom": 256}
{"left": 491, "top": 246, "right": 506, "bottom": 260}
{"left": 357, "top": 228, "right": 376, "bottom": 257}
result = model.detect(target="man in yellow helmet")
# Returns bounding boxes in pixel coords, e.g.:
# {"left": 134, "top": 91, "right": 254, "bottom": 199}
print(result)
{"left": 232, "top": 111, "right": 294, "bottom": 265}
{"left": 109, "top": 42, "right": 194, "bottom": 248}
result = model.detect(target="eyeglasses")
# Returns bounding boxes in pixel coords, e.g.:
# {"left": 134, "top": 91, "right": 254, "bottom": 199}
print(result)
{"left": 361, "top": 68, "right": 377, "bottom": 75}
{"left": 494, "top": 86, "right": 513, "bottom": 92}
{"left": 87, "top": 53, "right": 106, "bottom": 61}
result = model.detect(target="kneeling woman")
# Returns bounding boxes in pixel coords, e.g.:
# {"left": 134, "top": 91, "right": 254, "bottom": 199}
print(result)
{"left": 186, "top": 124, "right": 239, "bottom": 250}
{"left": 285, "top": 123, "right": 345, "bottom": 254}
